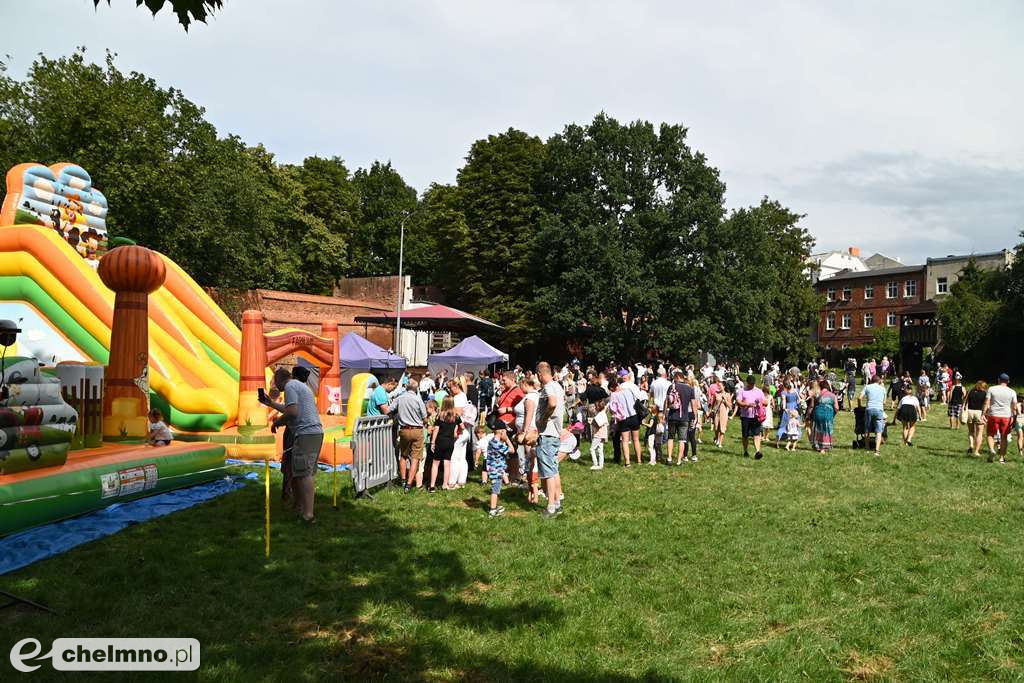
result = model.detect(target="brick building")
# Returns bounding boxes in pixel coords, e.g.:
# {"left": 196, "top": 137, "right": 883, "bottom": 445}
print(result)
{"left": 814, "top": 264, "right": 926, "bottom": 349}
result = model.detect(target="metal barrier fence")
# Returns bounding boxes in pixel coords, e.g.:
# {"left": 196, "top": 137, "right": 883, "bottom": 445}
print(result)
{"left": 351, "top": 415, "right": 397, "bottom": 498}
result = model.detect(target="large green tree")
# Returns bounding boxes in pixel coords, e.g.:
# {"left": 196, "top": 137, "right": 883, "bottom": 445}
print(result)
{"left": 453, "top": 128, "right": 546, "bottom": 340}
{"left": 531, "top": 114, "right": 816, "bottom": 363}
{"left": 349, "top": 161, "right": 417, "bottom": 277}
{"left": 702, "top": 200, "right": 819, "bottom": 363}
{"left": 403, "top": 183, "right": 475, "bottom": 301}
{"left": 938, "top": 260, "right": 1004, "bottom": 366}
{"left": 533, "top": 113, "right": 728, "bottom": 361}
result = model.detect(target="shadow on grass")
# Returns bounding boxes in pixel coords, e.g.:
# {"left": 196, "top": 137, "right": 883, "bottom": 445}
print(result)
{"left": 4, "top": 477, "right": 656, "bottom": 680}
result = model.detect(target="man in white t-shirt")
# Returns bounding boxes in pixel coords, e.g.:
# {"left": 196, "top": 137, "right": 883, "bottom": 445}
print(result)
{"left": 984, "top": 373, "right": 1018, "bottom": 462}
{"left": 650, "top": 368, "right": 672, "bottom": 412}
{"left": 535, "top": 361, "right": 565, "bottom": 519}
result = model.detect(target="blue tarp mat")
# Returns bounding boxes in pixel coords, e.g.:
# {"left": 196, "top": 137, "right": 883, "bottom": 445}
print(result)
{"left": 0, "top": 476, "right": 250, "bottom": 576}
{"left": 225, "top": 458, "right": 350, "bottom": 472}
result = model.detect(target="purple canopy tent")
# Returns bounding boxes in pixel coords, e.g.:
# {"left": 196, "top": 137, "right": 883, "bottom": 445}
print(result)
{"left": 427, "top": 335, "right": 508, "bottom": 376}
{"left": 337, "top": 332, "right": 406, "bottom": 401}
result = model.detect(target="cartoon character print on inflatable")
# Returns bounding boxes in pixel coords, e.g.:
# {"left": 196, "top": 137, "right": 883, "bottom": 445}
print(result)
{"left": 0, "top": 357, "right": 78, "bottom": 475}
{"left": 326, "top": 385, "right": 342, "bottom": 415}
{"left": 0, "top": 163, "right": 109, "bottom": 268}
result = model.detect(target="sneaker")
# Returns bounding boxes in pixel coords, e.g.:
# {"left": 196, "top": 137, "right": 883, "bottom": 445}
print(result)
{"left": 489, "top": 506, "right": 505, "bottom": 518}
{"left": 555, "top": 505, "right": 564, "bottom": 516}
{"left": 541, "top": 508, "right": 560, "bottom": 520}
{"left": 999, "top": 458, "right": 1007, "bottom": 465}
{"left": 589, "top": 465, "right": 601, "bottom": 471}
{"left": 754, "top": 451, "right": 763, "bottom": 460}
{"left": 690, "top": 455, "right": 698, "bottom": 463}
{"left": 743, "top": 452, "right": 750, "bottom": 458}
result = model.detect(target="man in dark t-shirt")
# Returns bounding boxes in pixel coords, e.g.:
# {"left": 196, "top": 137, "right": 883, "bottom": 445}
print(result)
{"left": 665, "top": 370, "right": 700, "bottom": 465}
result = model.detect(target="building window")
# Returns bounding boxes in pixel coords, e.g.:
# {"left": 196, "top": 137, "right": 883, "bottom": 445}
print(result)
{"left": 905, "top": 280, "right": 917, "bottom": 297}
{"left": 886, "top": 281, "right": 898, "bottom": 299}
{"left": 826, "top": 287, "right": 835, "bottom": 302}
{"left": 864, "top": 312, "right": 874, "bottom": 328}
{"left": 937, "top": 277, "right": 948, "bottom": 294}
{"left": 887, "top": 312, "right": 897, "bottom": 327}
{"left": 864, "top": 284, "right": 874, "bottom": 299}
{"left": 841, "top": 313, "right": 852, "bottom": 330}
{"left": 826, "top": 312, "right": 836, "bottom": 331}
{"left": 842, "top": 287, "right": 851, "bottom": 301}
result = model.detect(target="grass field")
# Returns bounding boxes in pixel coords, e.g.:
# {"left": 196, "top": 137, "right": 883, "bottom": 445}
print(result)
{"left": 3, "top": 409, "right": 1024, "bottom": 680}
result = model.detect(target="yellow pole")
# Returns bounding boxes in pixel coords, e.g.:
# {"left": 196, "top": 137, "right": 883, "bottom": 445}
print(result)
{"left": 332, "top": 439, "right": 338, "bottom": 509}
{"left": 264, "top": 455, "right": 270, "bottom": 558}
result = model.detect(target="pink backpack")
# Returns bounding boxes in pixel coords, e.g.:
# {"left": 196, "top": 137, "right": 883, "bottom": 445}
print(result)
{"left": 666, "top": 383, "right": 682, "bottom": 413}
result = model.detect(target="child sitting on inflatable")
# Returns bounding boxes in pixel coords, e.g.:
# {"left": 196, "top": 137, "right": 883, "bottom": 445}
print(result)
{"left": 147, "top": 408, "right": 173, "bottom": 446}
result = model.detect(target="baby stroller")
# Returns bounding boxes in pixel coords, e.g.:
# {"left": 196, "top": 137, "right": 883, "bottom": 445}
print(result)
{"left": 852, "top": 406, "right": 887, "bottom": 448}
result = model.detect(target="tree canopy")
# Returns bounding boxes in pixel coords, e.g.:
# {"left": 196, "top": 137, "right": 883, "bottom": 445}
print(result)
{"left": 0, "top": 51, "right": 823, "bottom": 364}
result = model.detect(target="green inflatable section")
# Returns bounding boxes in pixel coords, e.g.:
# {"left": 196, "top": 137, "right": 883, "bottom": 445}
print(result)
{"left": 0, "top": 275, "right": 226, "bottom": 432}
{"left": 0, "top": 444, "right": 226, "bottom": 536}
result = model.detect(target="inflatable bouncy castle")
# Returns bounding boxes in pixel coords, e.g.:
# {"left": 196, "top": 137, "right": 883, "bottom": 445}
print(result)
{"left": 0, "top": 162, "right": 358, "bottom": 536}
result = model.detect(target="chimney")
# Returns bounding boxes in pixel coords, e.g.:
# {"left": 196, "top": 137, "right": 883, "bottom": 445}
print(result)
{"left": 848, "top": 247, "right": 861, "bottom": 257}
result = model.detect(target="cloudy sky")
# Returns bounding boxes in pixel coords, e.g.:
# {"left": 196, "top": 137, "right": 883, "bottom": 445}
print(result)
{"left": 3, "top": 1, "right": 1022, "bottom": 263}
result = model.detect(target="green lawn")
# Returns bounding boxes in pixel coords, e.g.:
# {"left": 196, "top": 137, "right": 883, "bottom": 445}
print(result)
{"left": 3, "top": 411, "right": 1024, "bottom": 680}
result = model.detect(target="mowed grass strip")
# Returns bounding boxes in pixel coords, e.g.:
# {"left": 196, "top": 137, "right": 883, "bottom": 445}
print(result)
{"left": 2, "top": 411, "right": 1023, "bottom": 680}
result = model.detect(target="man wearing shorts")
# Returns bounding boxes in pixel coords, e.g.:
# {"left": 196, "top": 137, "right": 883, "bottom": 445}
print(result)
{"left": 394, "top": 379, "right": 427, "bottom": 492}
{"left": 263, "top": 367, "right": 324, "bottom": 524}
{"left": 984, "top": 373, "right": 1018, "bottom": 463}
{"left": 534, "top": 362, "right": 565, "bottom": 519}
{"left": 665, "top": 369, "right": 700, "bottom": 465}
{"left": 735, "top": 375, "right": 766, "bottom": 459}
{"left": 859, "top": 374, "right": 887, "bottom": 455}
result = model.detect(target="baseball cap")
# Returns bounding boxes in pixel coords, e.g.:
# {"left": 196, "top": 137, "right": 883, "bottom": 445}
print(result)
{"left": 999, "top": 373, "right": 1010, "bottom": 382}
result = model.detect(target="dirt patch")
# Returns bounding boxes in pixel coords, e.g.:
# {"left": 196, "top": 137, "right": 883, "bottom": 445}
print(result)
{"left": 843, "top": 650, "right": 894, "bottom": 680}
{"left": 708, "top": 643, "right": 731, "bottom": 665}
{"left": 981, "top": 610, "right": 1008, "bottom": 633}
{"left": 735, "top": 621, "right": 791, "bottom": 651}
{"left": 460, "top": 581, "right": 493, "bottom": 600}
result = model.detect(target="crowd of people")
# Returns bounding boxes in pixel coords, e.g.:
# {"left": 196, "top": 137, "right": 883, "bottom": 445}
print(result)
{"left": 260, "top": 356, "right": 1023, "bottom": 523}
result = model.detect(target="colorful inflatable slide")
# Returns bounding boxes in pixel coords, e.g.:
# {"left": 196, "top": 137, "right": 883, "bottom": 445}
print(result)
{"left": 0, "top": 163, "right": 241, "bottom": 431}
{"left": 0, "top": 162, "right": 373, "bottom": 536}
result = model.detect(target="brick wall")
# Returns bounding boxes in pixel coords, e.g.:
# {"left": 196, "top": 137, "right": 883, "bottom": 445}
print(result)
{"left": 206, "top": 287, "right": 398, "bottom": 363}
{"left": 333, "top": 276, "right": 401, "bottom": 309}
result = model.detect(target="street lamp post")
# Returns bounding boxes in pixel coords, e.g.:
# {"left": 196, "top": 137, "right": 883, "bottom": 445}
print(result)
{"left": 394, "top": 212, "right": 409, "bottom": 358}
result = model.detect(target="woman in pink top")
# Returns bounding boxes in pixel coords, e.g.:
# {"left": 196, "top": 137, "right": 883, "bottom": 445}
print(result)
{"left": 735, "top": 375, "right": 766, "bottom": 459}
